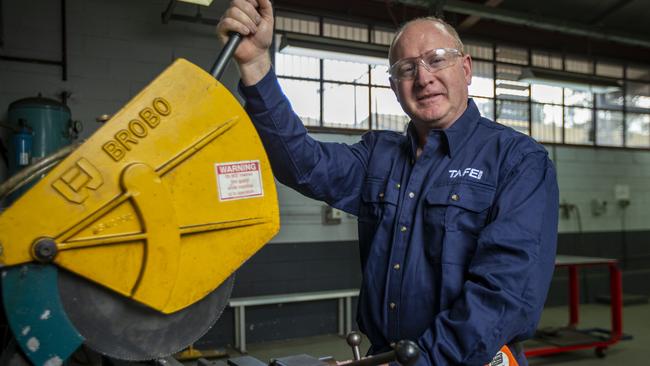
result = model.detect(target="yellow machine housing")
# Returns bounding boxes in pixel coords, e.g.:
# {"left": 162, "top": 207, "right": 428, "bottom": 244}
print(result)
{"left": 0, "top": 59, "right": 280, "bottom": 314}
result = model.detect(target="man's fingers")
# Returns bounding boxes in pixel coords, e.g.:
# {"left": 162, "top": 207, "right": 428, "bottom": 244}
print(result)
{"left": 257, "top": 0, "right": 273, "bottom": 19}
{"left": 231, "top": 0, "right": 261, "bottom": 24}
{"left": 221, "top": 5, "right": 258, "bottom": 35}
{"left": 243, "top": 0, "right": 260, "bottom": 11}
{"left": 218, "top": 16, "right": 253, "bottom": 38}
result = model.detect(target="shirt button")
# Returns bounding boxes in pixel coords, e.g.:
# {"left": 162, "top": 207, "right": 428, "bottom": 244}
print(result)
{"left": 389, "top": 302, "right": 396, "bottom": 310}
{"left": 393, "top": 263, "right": 401, "bottom": 270}
{"left": 451, "top": 193, "right": 460, "bottom": 201}
{"left": 400, "top": 226, "right": 407, "bottom": 232}
{"left": 408, "top": 192, "right": 415, "bottom": 198}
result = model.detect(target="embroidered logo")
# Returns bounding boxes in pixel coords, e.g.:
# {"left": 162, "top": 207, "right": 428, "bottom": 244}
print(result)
{"left": 448, "top": 168, "right": 483, "bottom": 180}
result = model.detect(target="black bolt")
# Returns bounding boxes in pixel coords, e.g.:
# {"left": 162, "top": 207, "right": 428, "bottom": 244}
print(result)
{"left": 32, "top": 238, "right": 58, "bottom": 263}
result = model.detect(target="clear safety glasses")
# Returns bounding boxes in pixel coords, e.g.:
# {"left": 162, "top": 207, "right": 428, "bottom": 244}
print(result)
{"left": 388, "top": 48, "right": 463, "bottom": 81}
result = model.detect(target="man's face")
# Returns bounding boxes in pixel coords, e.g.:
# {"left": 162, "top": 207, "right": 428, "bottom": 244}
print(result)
{"left": 389, "top": 21, "right": 472, "bottom": 130}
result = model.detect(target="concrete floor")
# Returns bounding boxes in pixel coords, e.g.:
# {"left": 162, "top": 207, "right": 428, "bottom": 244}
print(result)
{"left": 226, "top": 303, "right": 650, "bottom": 366}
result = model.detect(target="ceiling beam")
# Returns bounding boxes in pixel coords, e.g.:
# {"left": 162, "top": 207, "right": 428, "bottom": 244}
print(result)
{"left": 588, "top": 0, "right": 634, "bottom": 25}
{"left": 443, "top": 0, "right": 650, "bottom": 49}
{"left": 457, "top": 0, "right": 503, "bottom": 31}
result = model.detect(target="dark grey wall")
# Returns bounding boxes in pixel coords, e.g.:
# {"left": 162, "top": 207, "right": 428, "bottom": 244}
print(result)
{"left": 198, "top": 232, "right": 650, "bottom": 349}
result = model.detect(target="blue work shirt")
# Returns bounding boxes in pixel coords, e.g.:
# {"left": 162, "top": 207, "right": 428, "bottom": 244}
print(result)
{"left": 239, "top": 69, "right": 559, "bottom": 366}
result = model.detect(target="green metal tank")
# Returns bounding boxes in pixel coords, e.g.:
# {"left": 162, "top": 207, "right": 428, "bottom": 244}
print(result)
{"left": 7, "top": 95, "right": 79, "bottom": 175}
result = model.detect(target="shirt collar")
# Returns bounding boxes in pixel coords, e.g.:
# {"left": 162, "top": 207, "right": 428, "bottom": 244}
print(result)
{"left": 405, "top": 98, "right": 480, "bottom": 159}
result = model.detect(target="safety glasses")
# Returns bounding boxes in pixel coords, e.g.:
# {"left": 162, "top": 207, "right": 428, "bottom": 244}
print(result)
{"left": 388, "top": 48, "right": 463, "bottom": 81}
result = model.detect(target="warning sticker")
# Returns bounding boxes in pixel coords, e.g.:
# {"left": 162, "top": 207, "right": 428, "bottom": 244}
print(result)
{"left": 215, "top": 160, "right": 264, "bottom": 201}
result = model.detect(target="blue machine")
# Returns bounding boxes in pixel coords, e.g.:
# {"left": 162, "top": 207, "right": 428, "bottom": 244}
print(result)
{"left": 6, "top": 95, "right": 79, "bottom": 176}
{"left": 1, "top": 96, "right": 84, "bottom": 364}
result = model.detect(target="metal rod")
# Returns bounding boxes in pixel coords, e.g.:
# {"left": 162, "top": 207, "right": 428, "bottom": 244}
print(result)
{"left": 210, "top": 33, "right": 242, "bottom": 80}
{"left": 344, "top": 340, "right": 419, "bottom": 366}
{"left": 161, "top": 0, "right": 177, "bottom": 24}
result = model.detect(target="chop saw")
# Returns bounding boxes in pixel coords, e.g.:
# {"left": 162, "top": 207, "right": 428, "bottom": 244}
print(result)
{"left": 0, "top": 35, "right": 281, "bottom": 365}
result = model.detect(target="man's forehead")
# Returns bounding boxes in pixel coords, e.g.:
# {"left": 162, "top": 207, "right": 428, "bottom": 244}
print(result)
{"left": 392, "top": 21, "right": 456, "bottom": 58}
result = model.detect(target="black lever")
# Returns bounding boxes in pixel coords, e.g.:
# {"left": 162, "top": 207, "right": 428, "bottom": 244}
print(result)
{"left": 343, "top": 340, "right": 419, "bottom": 366}
{"left": 211, "top": 32, "right": 243, "bottom": 80}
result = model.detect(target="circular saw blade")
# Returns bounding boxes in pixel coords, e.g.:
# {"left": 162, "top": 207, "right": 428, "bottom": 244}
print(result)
{"left": 57, "top": 268, "right": 234, "bottom": 361}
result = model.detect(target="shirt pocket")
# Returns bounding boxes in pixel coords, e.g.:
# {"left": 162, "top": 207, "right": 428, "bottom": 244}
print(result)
{"left": 359, "top": 176, "right": 399, "bottom": 222}
{"left": 357, "top": 177, "right": 399, "bottom": 266}
{"left": 424, "top": 182, "right": 495, "bottom": 264}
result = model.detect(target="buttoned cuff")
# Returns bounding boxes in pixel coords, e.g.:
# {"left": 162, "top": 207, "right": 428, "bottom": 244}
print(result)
{"left": 237, "top": 67, "right": 286, "bottom": 113}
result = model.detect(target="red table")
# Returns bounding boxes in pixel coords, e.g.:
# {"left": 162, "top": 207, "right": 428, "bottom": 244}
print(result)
{"left": 525, "top": 255, "right": 623, "bottom": 358}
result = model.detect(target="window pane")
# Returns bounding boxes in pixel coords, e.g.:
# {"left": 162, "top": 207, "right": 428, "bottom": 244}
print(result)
{"left": 565, "top": 107, "right": 593, "bottom": 144}
{"left": 469, "top": 61, "right": 494, "bottom": 98}
{"left": 323, "top": 83, "right": 369, "bottom": 129}
{"left": 370, "top": 65, "right": 390, "bottom": 87}
{"left": 532, "top": 103, "right": 562, "bottom": 143}
{"left": 324, "top": 59, "right": 369, "bottom": 83}
{"left": 596, "top": 62, "right": 623, "bottom": 78}
{"left": 323, "top": 18, "right": 368, "bottom": 42}
{"left": 473, "top": 97, "right": 494, "bottom": 120}
{"left": 496, "top": 45, "right": 528, "bottom": 65}
{"left": 627, "top": 65, "right": 650, "bottom": 81}
{"left": 371, "top": 27, "right": 394, "bottom": 45}
{"left": 531, "top": 84, "right": 562, "bottom": 104}
{"left": 465, "top": 41, "right": 493, "bottom": 60}
{"left": 596, "top": 110, "right": 623, "bottom": 146}
{"left": 596, "top": 89, "right": 623, "bottom": 109}
{"left": 275, "top": 53, "right": 320, "bottom": 78}
{"left": 626, "top": 113, "right": 650, "bottom": 148}
{"left": 496, "top": 100, "right": 529, "bottom": 134}
{"left": 371, "top": 87, "right": 409, "bottom": 131}
{"left": 278, "top": 78, "right": 321, "bottom": 127}
{"left": 626, "top": 82, "right": 650, "bottom": 111}
{"left": 275, "top": 13, "right": 319, "bottom": 34}
{"left": 532, "top": 50, "right": 562, "bottom": 70}
{"left": 496, "top": 65, "right": 528, "bottom": 100}
{"left": 564, "top": 88, "right": 593, "bottom": 107}
{"left": 565, "top": 57, "right": 592, "bottom": 74}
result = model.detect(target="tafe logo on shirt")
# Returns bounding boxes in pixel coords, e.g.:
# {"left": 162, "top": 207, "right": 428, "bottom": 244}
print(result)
{"left": 449, "top": 168, "right": 484, "bottom": 180}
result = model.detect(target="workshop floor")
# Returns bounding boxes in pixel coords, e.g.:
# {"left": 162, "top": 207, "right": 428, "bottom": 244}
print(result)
{"left": 225, "top": 302, "right": 650, "bottom": 366}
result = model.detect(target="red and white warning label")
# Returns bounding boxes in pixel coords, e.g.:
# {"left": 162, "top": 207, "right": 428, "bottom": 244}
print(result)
{"left": 215, "top": 160, "right": 264, "bottom": 201}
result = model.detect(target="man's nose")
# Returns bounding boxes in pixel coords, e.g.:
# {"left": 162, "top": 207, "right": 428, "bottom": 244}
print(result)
{"left": 414, "top": 62, "right": 435, "bottom": 86}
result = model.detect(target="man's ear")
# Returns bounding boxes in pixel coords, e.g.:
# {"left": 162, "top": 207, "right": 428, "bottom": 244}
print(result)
{"left": 463, "top": 54, "right": 473, "bottom": 86}
{"left": 390, "top": 77, "right": 401, "bottom": 103}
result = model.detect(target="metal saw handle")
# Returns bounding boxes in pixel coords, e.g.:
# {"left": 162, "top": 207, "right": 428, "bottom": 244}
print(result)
{"left": 343, "top": 340, "right": 420, "bottom": 366}
{"left": 211, "top": 32, "right": 243, "bottom": 80}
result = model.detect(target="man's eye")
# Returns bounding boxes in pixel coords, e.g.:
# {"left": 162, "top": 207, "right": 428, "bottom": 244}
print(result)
{"left": 426, "top": 57, "right": 445, "bottom": 67}
{"left": 398, "top": 63, "right": 416, "bottom": 74}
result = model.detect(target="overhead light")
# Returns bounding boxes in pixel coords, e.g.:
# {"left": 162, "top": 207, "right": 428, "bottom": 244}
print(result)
{"left": 279, "top": 32, "right": 389, "bottom": 66}
{"left": 519, "top": 67, "right": 621, "bottom": 94}
{"left": 177, "top": 0, "right": 214, "bottom": 5}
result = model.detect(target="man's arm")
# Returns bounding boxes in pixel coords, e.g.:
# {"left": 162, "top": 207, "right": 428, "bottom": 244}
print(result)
{"left": 239, "top": 70, "right": 374, "bottom": 214}
{"left": 417, "top": 150, "right": 559, "bottom": 365}
{"left": 218, "top": 1, "right": 373, "bottom": 213}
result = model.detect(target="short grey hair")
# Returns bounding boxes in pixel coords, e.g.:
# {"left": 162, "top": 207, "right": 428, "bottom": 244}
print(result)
{"left": 388, "top": 17, "right": 465, "bottom": 65}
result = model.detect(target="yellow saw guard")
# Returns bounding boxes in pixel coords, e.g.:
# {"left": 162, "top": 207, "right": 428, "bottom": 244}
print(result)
{"left": 0, "top": 59, "right": 280, "bottom": 314}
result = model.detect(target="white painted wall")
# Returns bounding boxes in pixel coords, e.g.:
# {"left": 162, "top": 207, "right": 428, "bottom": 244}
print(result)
{"left": 1, "top": 0, "right": 649, "bottom": 245}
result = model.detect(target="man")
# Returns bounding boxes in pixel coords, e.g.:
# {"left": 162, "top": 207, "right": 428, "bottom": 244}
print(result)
{"left": 217, "top": 1, "right": 559, "bottom": 365}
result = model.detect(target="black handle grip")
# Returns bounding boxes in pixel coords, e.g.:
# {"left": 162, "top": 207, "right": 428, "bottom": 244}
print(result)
{"left": 211, "top": 32, "right": 243, "bottom": 80}
{"left": 343, "top": 340, "right": 419, "bottom": 366}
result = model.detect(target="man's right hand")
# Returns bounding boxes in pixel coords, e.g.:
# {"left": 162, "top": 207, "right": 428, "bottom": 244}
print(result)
{"left": 216, "top": 0, "right": 274, "bottom": 86}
